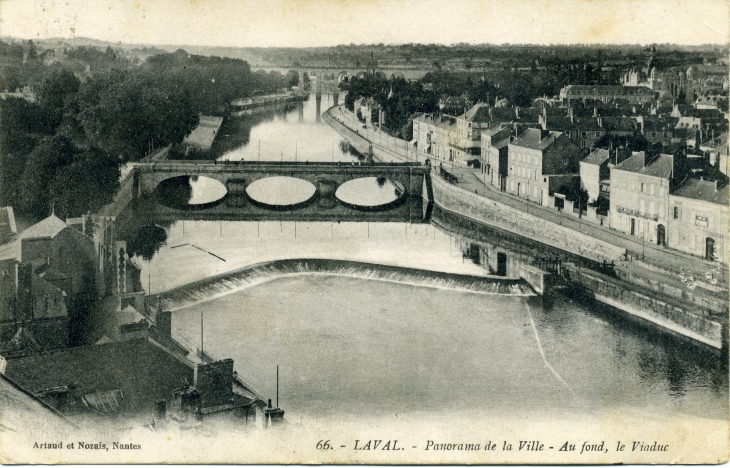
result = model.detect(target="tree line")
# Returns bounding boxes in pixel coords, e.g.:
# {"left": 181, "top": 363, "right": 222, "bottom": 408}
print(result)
{"left": 1, "top": 44, "right": 293, "bottom": 221}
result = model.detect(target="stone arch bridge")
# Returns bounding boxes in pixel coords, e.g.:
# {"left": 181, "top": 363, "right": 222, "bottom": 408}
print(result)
{"left": 131, "top": 161, "right": 433, "bottom": 223}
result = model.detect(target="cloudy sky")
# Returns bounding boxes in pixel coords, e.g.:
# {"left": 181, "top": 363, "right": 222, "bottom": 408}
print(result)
{"left": 1, "top": 0, "right": 728, "bottom": 47}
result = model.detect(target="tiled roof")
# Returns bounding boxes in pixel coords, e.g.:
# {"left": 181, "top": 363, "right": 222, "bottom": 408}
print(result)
{"left": 486, "top": 127, "right": 513, "bottom": 149}
{"left": 582, "top": 149, "right": 611, "bottom": 166}
{"left": 671, "top": 178, "right": 729, "bottom": 205}
{"left": 510, "top": 128, "right": 560, "bottom": 151}
{"left": 602, "top": 117, "right": 640, "bottom": 132}
{"left": 5, "top": 338, "right": 196, "bottom": 419}
{"left": 463, "top": 103, "right": 492, "bottom": 122}
{"left": 613, "top": 152, "right": 674, "bottom": 179}
{"left": 19, "top": 215, "right": 68, "bottom": 240}
{"left": 0, "top": 374, "right": 72, "bottom": 432}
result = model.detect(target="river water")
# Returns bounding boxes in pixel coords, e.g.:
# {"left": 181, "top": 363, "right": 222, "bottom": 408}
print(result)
{"left": 131, "top": 93, "right": 728, "bottom": 435}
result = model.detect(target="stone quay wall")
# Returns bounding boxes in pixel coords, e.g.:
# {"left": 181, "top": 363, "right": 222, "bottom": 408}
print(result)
{"left": 432, "top": 172, "right": 626, "bottom": 262}
{"left": 565, "top": 266, "right": 725, "bottom": 349}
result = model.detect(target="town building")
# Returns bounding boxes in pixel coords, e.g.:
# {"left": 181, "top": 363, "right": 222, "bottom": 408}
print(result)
{"left": 0, "top": 260, "right": 69, "bottom": 356}
{"left": 700, "top": 132, "right": 729, "bottom": 175}
{"left": 505, "top": 128, "right": 584, "bottom": 204}
{"left": 635, "top": 116, "right": 676, "bottom": 147}
{"left": 580, "top": 149, "right": 611, "bottom": 203}
{"left": 667, "top": 178, "right": 728, "bottom": 262}
{"left": 480, "top": 126, "right": 512, "bottom": 191}
{"left": 609, "top": 152, "right": 676, "bottom": 246}
{"left": 4, "top": 330, "right": 268, "bottom": 429}
{"left": 438, "top": 95, "right": 471, "bottom": 114}
{"left": 558, "top": 85, "right": 657, "bottom": 105}
{"left": 0, "top": 214, "right": 100, "bottom": 353}
{"left": 0, "top": 207, "right": 16, "bottom": 245}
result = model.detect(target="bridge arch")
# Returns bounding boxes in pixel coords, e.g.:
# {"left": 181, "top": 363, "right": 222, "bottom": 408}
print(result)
{"left": 131, "top": 162, "right": 431, "bottom": 222}
{"left": 335, "top": 176, "right": 407, "bottom": 211}
{"left": 245, "top": 176, "right": 317, "bottom": 210}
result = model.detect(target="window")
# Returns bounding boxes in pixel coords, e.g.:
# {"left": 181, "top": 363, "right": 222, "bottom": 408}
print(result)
{"left": 673, "top": 206, "right": 681, "bottom": 220}
{"left": 640, "top": 182, "right": 644, "bottom": 192}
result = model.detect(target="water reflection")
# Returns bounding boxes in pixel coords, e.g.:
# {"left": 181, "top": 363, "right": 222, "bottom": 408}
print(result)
{"left": 245, "top": 176, "right": 316, "bottom": 208}
{"left": 126, "top": 225, "right": 167, "bottom": 261}
{"left": 156, "top": 176, "right": 227, "bottom": 209}
{"left": 212, "top": 93, "right": 362, "bottom": 163}
{"left": 336, "top": 177, "right": 405, "bottom": 209}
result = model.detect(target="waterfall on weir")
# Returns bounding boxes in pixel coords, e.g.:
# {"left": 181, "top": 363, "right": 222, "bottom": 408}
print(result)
{"left": 153, "top": 259, "right": 536, "bottom": 311}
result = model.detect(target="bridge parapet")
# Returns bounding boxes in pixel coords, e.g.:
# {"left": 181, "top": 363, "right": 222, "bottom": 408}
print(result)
{"left": 131, "top": 161, "right": 432, "bottom": 223}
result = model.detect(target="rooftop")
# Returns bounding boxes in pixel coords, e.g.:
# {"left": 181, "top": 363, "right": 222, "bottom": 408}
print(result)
{"left": 582, "top": 148, "right": 611, "bottom": 166}
{"left": 5, "top": 338, "right": 197, "bottom": 420}
{"left": 510, "top": 128, "right": 560, "bottom": 151}
{"left": 671, "top": 178, "right": 729, "bottom": 205}
{"left": 19, "top": 214, "right": 68, "bottom": 240}
{"left": 613, "top": 152, "right": 674, "bottom": 179}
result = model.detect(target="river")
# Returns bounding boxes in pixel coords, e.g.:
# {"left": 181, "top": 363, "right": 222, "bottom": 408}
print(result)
{"left": 127, "top": 93, "right": 729, "bottom": 436}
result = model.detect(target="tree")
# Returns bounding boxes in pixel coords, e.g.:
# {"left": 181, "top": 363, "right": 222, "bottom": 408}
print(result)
{"left": 77, "top": 70, "right": 198, "bottom": 161}
{"left": 49, "top": 149, "right": 121, "bottom": 218}
{"left": 36, "top": 68, "right": 80, "bottom": 130}
{"left": 287, "top": 69, "right": 299, "bottom": 87}
{"left": 26, "top": 40, "right": 38, "bottom": 61}
{"left": 18, "top": 136, "right": 75, "bottom": 217}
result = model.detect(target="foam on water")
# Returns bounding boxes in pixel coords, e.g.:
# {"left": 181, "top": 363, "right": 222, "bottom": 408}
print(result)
{"left": 154, "top": 258, "right": 536, "bottom": 311}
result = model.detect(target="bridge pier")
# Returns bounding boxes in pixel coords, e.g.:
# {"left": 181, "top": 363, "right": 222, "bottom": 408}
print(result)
{"left": 133, "top": 162, "right": 431, "bottom": 223}
{"left": 315, "top": 94, "right": 322, "bottom": 122}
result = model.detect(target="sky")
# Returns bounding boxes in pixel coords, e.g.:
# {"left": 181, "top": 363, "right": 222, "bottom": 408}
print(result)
{"left": 0, "top": 0, "right": 728, "bottom": 48}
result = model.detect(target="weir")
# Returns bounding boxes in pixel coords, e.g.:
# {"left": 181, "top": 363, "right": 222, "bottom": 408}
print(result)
{"left": 150, "top": 258, "right": 537, "bottom": 311}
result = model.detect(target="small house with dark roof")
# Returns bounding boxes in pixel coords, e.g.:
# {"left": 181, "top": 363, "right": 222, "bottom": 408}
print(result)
{"left": 4, "top": 336, "right": 268, "bottom": 429}
{"left": 609, "top": 152, "right": 676, "bottom": 245}
{"left": 667, "top": 178, "right": 728, "bottom": 263}
{"left": 506, "top": 128, "right": 583, "bottom": 204}
{"left": 580, "top": 149, "right": 611, "bottom": 203}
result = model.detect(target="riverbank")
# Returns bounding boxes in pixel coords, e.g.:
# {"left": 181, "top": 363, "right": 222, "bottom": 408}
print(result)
{"left": 182, "top": 115, "right": 224, "bottom": 151}
{"left": 325, "top": 104, "right": 728, "bottom": 350}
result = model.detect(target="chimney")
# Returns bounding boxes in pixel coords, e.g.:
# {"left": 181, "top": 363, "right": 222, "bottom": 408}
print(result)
{"left": 194, "top": 359, "right": 234, "bottom": 409}
{"left": 156, "top": 310, "right": 172, "bottom": 337}
{"left": 515, "top": 106, "right": 520, "bottom": 119}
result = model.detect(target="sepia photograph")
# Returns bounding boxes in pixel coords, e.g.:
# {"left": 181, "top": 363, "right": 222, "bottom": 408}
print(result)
{"left": 0, "top": 0, "right": 728, "bottom": 464}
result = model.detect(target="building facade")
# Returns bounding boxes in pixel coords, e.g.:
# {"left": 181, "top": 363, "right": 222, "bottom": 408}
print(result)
{"left": 667, "top": 178, "right": 728, "bottom": 263}
{"left": 609, "top": 152, "right": 674, "bottom": 246}
{"left": 506, "top": 128, "right": 583, "bottom": 204}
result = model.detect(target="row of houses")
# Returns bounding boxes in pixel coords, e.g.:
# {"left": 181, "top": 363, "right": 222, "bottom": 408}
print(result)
{"left": 414, "top": 99, "right": 727, "bottom": 166}
{"left": 412, "top": 98, "right": 728, "bottom": 264}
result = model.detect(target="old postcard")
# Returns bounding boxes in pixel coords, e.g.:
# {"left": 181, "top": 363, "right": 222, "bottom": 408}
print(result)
{"left": 0, "top": 0, "right": 728, "bottom": 464}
